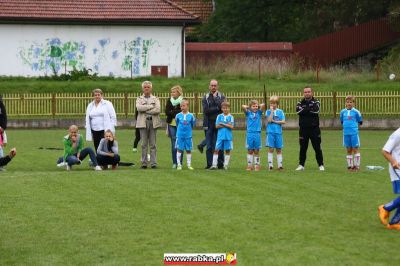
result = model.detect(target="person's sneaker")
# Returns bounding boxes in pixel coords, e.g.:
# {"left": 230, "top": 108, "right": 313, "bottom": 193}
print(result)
{"left": 224, "top": 166, "right": 228, "bottom": 170}
{"left": 132, "top": 148, "right": 138, "bottom": 152}
{"left": 353, "top": 166, "right": 360, "bottom": 172}
{"left": 208, "top": 166, "right": 217, "bottom": 170}
{"left": 347, "top": 166, "right": 353, "bottom": 172}
{"left": 57, "top": 162, "right": 66, "bottom": 167}
{"left": 95, "top": 166, "right": 102, "bottom": 171}
{"left": 268, "top": 166, "right": 273, "bottom": 171}
{"left": 141, "top": 165, "right": 147, "bottom": 169}
{"left": 66, "top": 165, "right": 71, "bottom": 171}
{"left": 0, "top": 167, "right": 6, "bottom": 171}
{"left": 254, "top": 165, "right": 261, "bottom": 171}
{"left": 88, "top": 160, "right": 94, "bottom": 167}
{"left": 378, "top": 205, "right": 390, "bottom": 225}
{"left": 246, "top": 165, "right": 253, "bottom": 171}
{"left": 177, "top": 165, "right": 182, "bottom": 170}
{"left": 205, "top": 166, "right": 211, "bottom": 169}
{"left": 151, "top": 165, "right": 157, "bottom": 169}
{"left": 295, "top": 165, "right": 304, "bottom": 171}
{"left": 387, "top": 223, "right": 400, "bottom": 230}
{"left": 172, "top": 164, "right": 177, "bottom": 169}
{"left": 197, "top": 144, "right": 204, "bottom": 154}
{"left": 319, "top": 165, "right": 325, "bottom": 171}
{"left": 188, "top": 166, "right": 194, "bottom": 170}
{"left": 278, "top": 167, "right": 284, "bottom": 171}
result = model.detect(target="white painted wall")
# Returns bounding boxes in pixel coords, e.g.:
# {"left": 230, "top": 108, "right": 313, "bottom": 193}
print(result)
{"left": 0, "top": 24, "right": 183, "bottom": 77}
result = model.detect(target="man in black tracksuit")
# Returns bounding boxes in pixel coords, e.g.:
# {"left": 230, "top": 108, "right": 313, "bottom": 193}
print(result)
{"left": 296, "top": 87, "right": 324, "bottom": 170}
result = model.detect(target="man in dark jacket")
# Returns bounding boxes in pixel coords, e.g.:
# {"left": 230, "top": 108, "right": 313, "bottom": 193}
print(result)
{"left": 296, "top": 87, "right": 324, "bottom": 171}
{"left": 0, "top": 94, "right": 6, "bottom": 132}
{"left": 202, "top": 80, "right": 226, "bottom": 169}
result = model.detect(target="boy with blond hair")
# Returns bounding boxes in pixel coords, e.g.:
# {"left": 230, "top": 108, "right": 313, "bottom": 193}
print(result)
{"left": 175, "top": 99, "right": 196, "bottom": 170}
{"left": 266, "top": 96, "right": 286, "bottom": 170}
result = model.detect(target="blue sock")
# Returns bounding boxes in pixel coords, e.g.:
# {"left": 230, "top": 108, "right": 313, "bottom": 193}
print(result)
{"left": 384, "top": 196, "right": 400, "bottom": 212}
{"left": 390, "top": 207, "right": 400, "bottom": 224}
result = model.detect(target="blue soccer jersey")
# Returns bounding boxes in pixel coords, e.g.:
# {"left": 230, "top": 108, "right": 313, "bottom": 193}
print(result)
{"left": 245, "top": 110, "right": 263, "bottom": 133}
{"left": 340, "top": 108, "right": 362, "bottom": 135}
{"left": 265, "top": 108, "right": 285, "bottom": 134}
{"left": 175, "top": 112, "right": 196, "bottom": 138}
{"left": 216, "top": 113, "right": 234, "bottom": 141}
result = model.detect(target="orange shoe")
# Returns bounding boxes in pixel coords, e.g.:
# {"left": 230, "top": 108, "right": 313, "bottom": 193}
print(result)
{"left": 387, "top": 223, "right": 400, "bottom": 230}
{"left": 254, "top": 165, "right": 261, "bottom": 171}
{"left": 246, "top": 165, "right": 253, "bottom": 171}
{"left": 378, "top": 205, "right": 390, "bottom": 225}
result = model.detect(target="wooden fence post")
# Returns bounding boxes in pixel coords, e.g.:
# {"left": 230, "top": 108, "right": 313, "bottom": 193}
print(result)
{"left": 51, "top": 93, "right": 56, "bottom": 117}
{"left": 194, "top": 92, "right": 199, "bottom": 118}
{"left": 124, "top": 92, "right": 129, "bottom": 118}
{"left": 332, "top": 91, "right": 337, "bottom": 118}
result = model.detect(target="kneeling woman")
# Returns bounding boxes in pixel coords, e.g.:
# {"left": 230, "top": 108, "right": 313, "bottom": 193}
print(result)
{"left": 96, "top": 130, "right": 120, "bottom": 170}
{"left": 57, "top": 125, "right": 102, "bottom": 171}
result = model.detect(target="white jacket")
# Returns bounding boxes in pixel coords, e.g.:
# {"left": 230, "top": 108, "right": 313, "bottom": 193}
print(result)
{"left": 85, "top": 99, "right": 117, "bottom": 141}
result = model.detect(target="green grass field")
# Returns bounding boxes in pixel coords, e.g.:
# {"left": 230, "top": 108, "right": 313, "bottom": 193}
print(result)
{"left": 1, "top": 129, "right": 400, "bottom": 265}
{"left": 0, "top": 74, "right": 399, "bottom": 94}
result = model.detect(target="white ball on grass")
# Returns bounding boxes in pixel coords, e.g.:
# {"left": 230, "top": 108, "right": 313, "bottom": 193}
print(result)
{"left": 389, "top": 73, "right": 396, "bottom": 80}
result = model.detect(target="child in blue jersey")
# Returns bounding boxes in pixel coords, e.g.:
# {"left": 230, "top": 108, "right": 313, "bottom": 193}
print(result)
{"left": 210, "top": 102, "right": 234, "bottom": 170}
{"left": 266, "top": 96, "right": 286, "bottom": 170}
{"left": 340, "top": 95, "right": 362, "bottom": 171}
{"left": 242, "top": 100, "right": 265, "bottom": 171}
{"left": 175, "top": 99, "right": 196, "bottom": 170}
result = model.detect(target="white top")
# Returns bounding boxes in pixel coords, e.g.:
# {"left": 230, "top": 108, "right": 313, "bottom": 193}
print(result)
{"left": 85, "top": 99, "right": 117, "bottom": 141}
{"left": 383, "top": 128, "right": 400, "bottom": 181}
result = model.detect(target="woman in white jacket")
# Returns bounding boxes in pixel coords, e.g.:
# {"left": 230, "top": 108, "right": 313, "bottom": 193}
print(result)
{"left": 85, "top": 88, "right": 117, "bottom": 151}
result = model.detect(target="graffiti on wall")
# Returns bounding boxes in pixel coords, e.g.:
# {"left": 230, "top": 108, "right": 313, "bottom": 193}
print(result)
{"left": 18, "top": 37, "right": 157, "bottom": 76}
{"left": 19, "top": 38, "right": 86, "bottom": 74}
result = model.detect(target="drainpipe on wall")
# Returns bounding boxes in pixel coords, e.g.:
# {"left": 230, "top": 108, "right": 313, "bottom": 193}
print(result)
{"left": 181, "top": 23, "right": 186, "bottom": 77}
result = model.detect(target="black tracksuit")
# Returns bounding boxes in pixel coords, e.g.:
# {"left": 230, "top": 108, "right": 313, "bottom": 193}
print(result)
{"left": 296, "top": 97, "right": 324, "bottom": 167}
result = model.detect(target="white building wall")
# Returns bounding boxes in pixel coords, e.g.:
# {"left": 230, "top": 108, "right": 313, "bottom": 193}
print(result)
{"left": 0, "top": 24, "right": 183, "bottom": 77}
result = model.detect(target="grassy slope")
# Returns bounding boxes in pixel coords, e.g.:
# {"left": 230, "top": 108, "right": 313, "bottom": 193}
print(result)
{"left": 0, "top": 74, "right": 399, "bottom": 93}
{"left": 0, "top": 129, "right": 399, "bottom": 265}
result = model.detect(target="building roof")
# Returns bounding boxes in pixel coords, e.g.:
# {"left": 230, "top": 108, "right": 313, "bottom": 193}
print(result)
{"left": 0, "top": 0, "right": 200, "bottom": 25}
{"left": 186, "top": 42, "right": 293, "bottom": 52}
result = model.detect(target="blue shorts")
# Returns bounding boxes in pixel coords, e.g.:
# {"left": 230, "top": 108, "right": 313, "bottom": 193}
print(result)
{"left": 393, "top": 180, "right": 400, "bottom": 194}
{"left": 215, "top": 139, "right": 233, "bottom": 151}
{"left": 266, "top": 133, "right": 283, "bottom": 149}
{"left": 246, "top": 132, "right": 261, "bottom": 150}
{"left": 343, "top": 134, "right": 360, "bottom": 148}
{"left": 175, "top": 137, "right": 192, "bottom": 151}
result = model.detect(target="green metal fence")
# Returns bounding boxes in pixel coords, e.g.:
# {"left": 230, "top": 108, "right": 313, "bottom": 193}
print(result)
{"left": 3, "top": 91, "right": 400, "bottom": 118}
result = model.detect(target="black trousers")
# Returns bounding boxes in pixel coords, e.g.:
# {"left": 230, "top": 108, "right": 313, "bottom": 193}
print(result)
{"left": 299, "top": 127, "right": 324, "bottom": 166}
{"left": 91, "top": 130, "right": 105, "bottom": 153}
{"left": 133, "top": 128, "right": 141, "bottom": 148}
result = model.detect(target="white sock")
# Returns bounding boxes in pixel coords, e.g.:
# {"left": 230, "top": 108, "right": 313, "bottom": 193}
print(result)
{"left": 177, "top": 151, "right": 182, "bottom": 166}
{"left": 224, "top": 155, "right": 231, "bottom": 167}
{"left": 277, "top": 154, "right": 283, "bottom": 168}
{"left": 354, "top": 153, "right": 361, "bottom": 167}
{"left": 268, "top": 152, "right": 273, "bottom": 168}
{"left": 254, "top": 155, "right": 260, "bottom": 166}
{"left": 187, "top": 153, "right": 192, "bottom": 167}
{"left": 212, "top": 153, "right": 218, "bottom": 167}
{"left": 346, "top": 155, "right": 353, "bottom": 168}
{"left": 247, "top": 154, "right": 254, "bottom": 166}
